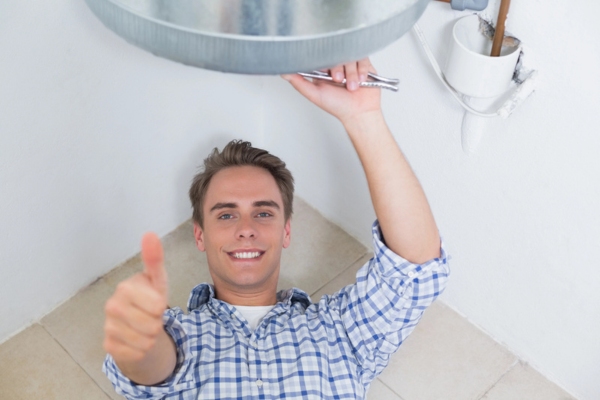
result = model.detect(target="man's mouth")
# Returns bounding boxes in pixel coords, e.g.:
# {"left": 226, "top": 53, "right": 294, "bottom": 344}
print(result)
{"left": 228, "top": 251, "right": 264, "bottom": 259}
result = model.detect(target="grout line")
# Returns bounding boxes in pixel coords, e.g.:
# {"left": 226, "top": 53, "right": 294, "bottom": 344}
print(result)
{"left": 477, "top": 358, "right": 520, "bottom": 399}
{"left": 309, "top": 250, "right": 371, "bottom": 298}
{"left": 378, "top": 378, "right": 407, "bottom": 400}
{"left": 41, "top": 324, "right": 114, "bottom": 400}
{"left": 435, "top": 302, "right": 576, "bottom": 398}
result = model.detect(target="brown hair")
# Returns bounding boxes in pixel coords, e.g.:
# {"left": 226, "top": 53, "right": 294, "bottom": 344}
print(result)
{"left": 189, "top": 140, "right": 294, "bottom": 228}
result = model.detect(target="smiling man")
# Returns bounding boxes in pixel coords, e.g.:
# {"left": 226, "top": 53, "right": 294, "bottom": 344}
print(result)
{"left": 190, "top": 152, "right": 293, "bottom": 307}
{"left": 102, "top": 59, "right": 450, "bottom": 400}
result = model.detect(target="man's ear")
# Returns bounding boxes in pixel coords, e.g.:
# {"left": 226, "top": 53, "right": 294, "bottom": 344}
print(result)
{"left": 193, "top": 222, "right": 206, "bottom": 252}
{"left": 282, "top": 218, "right": 291, "bottom": 249}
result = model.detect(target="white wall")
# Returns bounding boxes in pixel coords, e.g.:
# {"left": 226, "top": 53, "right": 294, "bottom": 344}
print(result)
{"left": 0, "top": 0, "right": 265, "bottom": 343}
{"left": 2, "top": 1, "right": 599, "bottom": 399}
{"left": 262, "top": 2, "right": 600, "bottom": 399}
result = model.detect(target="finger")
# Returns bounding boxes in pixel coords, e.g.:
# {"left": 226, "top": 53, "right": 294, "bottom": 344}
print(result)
{"left": 141, "top": 232, "right": 168, "bottom": 298}
{"left": 344, "top": 62, "right": 359, "bottom": 92}
{"left": 358, "top": 58, "right": 372, "bottom": 83}
{"left": 112, "top": 276, "right": 166, "bottom": 317}
{"left": 105, "top": 294, "right": 164, "bottom": 336}
{"left": 329, "top": 65, "right": 345, "bottom": 83}
{"left": 105, "top": 318, "right": 159, "bottom": 353}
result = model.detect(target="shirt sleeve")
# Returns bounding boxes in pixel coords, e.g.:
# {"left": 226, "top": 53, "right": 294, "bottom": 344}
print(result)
{"left": 102, "top": 307, "right": 194, "bottom": 399}
{"left": 327, "top": 220, "right": 450, "bottom": 384}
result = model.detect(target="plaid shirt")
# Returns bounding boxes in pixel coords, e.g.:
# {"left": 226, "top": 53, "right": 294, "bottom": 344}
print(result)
{"left": 104, "top": 221, "right": 450, "bottom": 399}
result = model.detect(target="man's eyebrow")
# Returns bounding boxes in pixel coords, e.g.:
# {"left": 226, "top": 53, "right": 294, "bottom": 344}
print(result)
{"left": 253, "top": 200, "right": 280, "bottom": 209}
{"left": 209, "top": 200, "right": 280, "bottom": 213}
{"left": 209, "top": 202, "right": 238, "bottom": 213}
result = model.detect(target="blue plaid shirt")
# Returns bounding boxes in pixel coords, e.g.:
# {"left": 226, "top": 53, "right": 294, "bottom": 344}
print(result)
{"left": 104, "top": 221, "right": 449, "bottom": 399}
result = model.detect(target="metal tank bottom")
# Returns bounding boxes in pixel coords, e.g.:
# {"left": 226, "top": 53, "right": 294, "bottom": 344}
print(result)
{"left": 85, "top": 0, "right": 430, "bottom": 74}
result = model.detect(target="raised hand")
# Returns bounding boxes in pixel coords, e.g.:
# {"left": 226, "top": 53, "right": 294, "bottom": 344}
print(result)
{"left": 103, "top": 233, "right": 175, "bottom": 384}
{"left": 284, "top": 58, "right": 440, "bottom": 263}
{"left": 283, "top": 58, "right": 382, "bottom": 127}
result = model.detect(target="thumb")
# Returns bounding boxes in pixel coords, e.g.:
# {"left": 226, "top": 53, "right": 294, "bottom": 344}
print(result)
{"left": 282, "top": 74, "right": 323, "bottom": 106}
{"left": 141, "top": 232, "right": 168, "bottom": 299}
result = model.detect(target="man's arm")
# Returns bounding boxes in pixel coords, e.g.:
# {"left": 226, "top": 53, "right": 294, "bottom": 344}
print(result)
{"left": 283, "top": 59, "right": 440, "bottom": 263}
{"left": 103, "top": 233, "right": 177, "bottom": 385}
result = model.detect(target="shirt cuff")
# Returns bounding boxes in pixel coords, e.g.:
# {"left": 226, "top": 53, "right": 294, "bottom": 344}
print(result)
{"left": 102, "top": 307, "right": 191, "bottom": 398}
{"left": 371, "top": 220, "right": 449, "bottom": 279}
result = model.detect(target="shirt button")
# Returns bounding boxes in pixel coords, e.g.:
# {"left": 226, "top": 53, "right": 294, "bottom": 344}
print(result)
{"left": 256, "top": 379, "right": 263, "bottom": 388}
{"left": 408, "top": 271, "right": 416, "bottom": 278}
{"left": 231, "top": 314, "right": 236, "bottom": 319}
{"left": 251, "top": 341, "right": 258, "bottom": 349}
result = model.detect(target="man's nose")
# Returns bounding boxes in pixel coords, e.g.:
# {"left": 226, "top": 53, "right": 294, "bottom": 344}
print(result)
{"left": 236, "top": 216, "right": 257, "bottom": 238}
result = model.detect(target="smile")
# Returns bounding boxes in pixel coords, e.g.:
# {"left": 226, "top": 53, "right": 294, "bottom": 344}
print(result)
{"left": 229, "top": 251, "right": 264, "bottom": 259}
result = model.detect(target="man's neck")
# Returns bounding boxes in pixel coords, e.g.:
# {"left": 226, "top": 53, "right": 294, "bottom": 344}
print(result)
{"left": 214, "top": 285, "right": 277, "bottom": 306}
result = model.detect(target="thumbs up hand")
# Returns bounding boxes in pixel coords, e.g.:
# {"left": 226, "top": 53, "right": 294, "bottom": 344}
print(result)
{"left": 104, "top": 233, "right": 175, "bottom": 382}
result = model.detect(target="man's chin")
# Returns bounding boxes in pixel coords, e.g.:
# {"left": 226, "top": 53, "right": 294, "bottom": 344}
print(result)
{"left": 224, "top": 270, "right": 279, "bottom": 291}
{"left": 229, "top": 275, "right": 271, "bottom": 289}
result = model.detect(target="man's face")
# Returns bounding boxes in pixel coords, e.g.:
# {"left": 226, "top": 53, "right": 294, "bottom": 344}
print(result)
{"left": 193, "top": 165, "right": 291, "bottom": 296}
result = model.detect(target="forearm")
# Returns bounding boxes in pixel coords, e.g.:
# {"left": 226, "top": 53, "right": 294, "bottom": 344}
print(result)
{"left": 116, "top": 328, "right": 177, "bottom": 386}
{"left": 284, "top": 58, "right": 440, "bottom": 262}
{"left": 342, "top": 111, "right": 440, "bottom": 263}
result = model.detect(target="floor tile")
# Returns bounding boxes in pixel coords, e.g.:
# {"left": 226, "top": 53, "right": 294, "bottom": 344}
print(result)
{"left": 41, "top": 265, "right": 128, "bottom": 399}
{"left": 378, "top": 301, "right": 517, "bottom": 400}
{"left": 99, "top": 251, "right": 143, "bottom": 289}
{"left": 159, "top": 220, "right": 213, "bottom": 310}
{"left": 481, "top": 362, "right": 576, "bottom": 400}
{"left": 0, "top": 324, "right": 108, "bottom": 399}
{"left": 368, "top": 379, "right": 404, "bottom": 400}
{"left": 278, "top": 197, "right": 368, "bottom": 295}
{"left": 310, "top": 253, "right": 372, "bottom": 300}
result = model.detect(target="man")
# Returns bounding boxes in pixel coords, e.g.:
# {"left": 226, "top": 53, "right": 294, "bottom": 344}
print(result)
{"left": 103, "top": 59, "right": 449, "bottom": 399}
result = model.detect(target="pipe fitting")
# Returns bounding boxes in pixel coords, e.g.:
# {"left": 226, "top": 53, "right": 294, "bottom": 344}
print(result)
{"left": 451, "top": 0, "right": 489, "bottom": 11}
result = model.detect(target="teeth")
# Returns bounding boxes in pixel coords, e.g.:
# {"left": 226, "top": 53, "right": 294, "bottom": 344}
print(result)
{"left": 233, "top": 252, "right": 261, "bottom": 259}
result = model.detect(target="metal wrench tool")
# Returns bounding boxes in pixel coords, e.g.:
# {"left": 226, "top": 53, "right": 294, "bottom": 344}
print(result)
{"left": 297, "top": 70, "right": 399, "bottom": 92}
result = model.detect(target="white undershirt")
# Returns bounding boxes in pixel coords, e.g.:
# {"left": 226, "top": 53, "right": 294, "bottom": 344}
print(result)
{"left": 233, "top": 305, "right": 275, "bottom": 330}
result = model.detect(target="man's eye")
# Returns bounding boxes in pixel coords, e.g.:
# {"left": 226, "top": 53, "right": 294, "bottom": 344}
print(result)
{"left": 257, "top": 212, "right": 272, "bottom": 218}
{"left": 218, "top": 214, "right": 233, "bottom": 220}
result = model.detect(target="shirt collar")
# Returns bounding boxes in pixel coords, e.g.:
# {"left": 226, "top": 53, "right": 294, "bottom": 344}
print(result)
{"left": 187, "top": 283, "right": 312, "bottom": 312}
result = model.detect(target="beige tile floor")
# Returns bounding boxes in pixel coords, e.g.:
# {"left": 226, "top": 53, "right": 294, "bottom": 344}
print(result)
{"left": 0, "top": 198, "right": 576, "bottom": 400}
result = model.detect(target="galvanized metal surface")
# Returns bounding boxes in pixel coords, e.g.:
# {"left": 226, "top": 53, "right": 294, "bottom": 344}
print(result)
{"left": 85, "top": 0, "right": 431, "bottom": 75}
